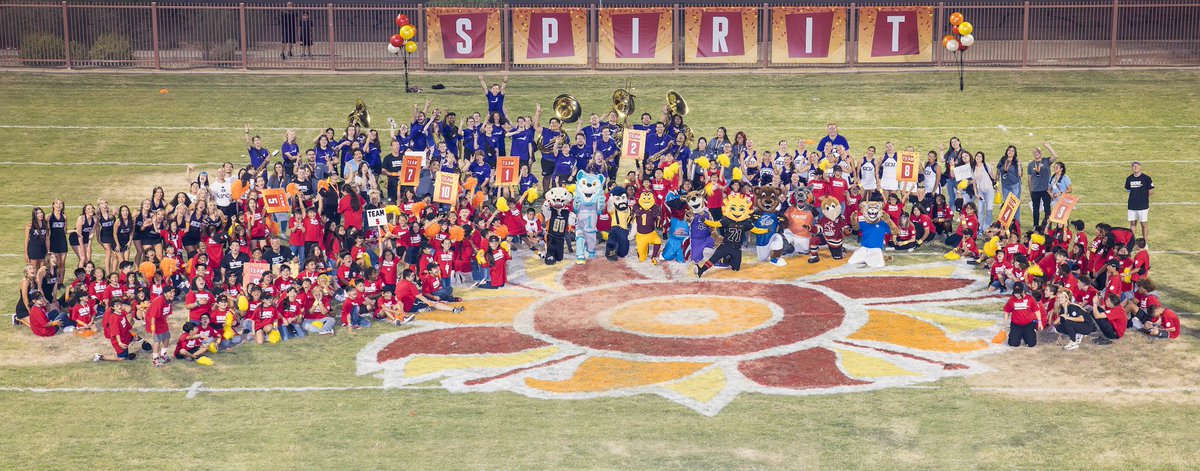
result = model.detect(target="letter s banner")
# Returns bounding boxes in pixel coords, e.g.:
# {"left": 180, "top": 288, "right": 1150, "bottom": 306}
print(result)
{"left": 425, "top": 8, "right": 502, "bottom": 64}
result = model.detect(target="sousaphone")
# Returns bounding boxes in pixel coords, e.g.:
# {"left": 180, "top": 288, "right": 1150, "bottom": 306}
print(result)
{"left": 665, "top": 90, "right": 694, "bottom": 147}
{"left": 347, "top": 98, "right": 371, "bottom": 128}
{"left": 552, "top": 94, "right": 582, "bottom": 124}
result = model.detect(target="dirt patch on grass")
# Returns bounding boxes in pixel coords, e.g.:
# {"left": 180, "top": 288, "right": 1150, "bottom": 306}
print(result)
{"left": 0, "top": 328, "right": 110, "bottom": 367}
{"left": 99, "top": 170, "right": 187, "bottom": 207}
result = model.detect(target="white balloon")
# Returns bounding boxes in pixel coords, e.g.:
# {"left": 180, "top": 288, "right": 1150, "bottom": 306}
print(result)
{"left": 387, "top": 44, "right": 401, "bottom": 54}
{"left": 960, "top": 34, "right": 975, "bottom": 47}
{"left": 945, "top": 39, "right": 960, "bottom": 52}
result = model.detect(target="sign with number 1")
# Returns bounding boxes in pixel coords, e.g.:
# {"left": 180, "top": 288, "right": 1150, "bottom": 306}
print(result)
{"left": 497, "top": 156, "right": 518, "bottom": 185}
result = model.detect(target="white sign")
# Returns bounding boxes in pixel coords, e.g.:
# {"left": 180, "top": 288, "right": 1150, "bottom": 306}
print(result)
{"left": 953, "top": 164, "right": 973, "bottom": 182}
{"left": 365, "top": 208, "right": 388, "bottom": 228}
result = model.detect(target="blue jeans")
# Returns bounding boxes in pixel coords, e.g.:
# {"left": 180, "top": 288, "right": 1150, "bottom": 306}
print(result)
{"left": 943, "top": 181, "right": 958, "bottom": 206}
{"left": 303, "top": 317, "right": 336, "bottom": 333}
{"left": 291, "top": 244, "right": 305, "bottom": 266}
{"left": 432, "top": 285, "right": 453, "bottom": 301}
{"left": 1001, "top": 183, "right": 1022, "bottom": 224}
{"left": 471, "top": 260, "right": 488, "bottom": 282}
{"left": 281, "top": 321, "right": 306, "bottom": 341}
{"left": 348, "top": 306, "right": 372, "bottom": 328}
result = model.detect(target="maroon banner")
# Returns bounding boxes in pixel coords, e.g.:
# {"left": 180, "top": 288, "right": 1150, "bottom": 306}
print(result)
{"left": 513, "top": 8, "right": 588, "bottom": 64}
{"left": 425, "top": 8, "right": 502, "bottom": 65}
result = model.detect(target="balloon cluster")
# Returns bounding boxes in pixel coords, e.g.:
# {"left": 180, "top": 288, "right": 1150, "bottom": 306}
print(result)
{"left": 941, "top": 12, "right": 975, "bottom": 53}
{"left": 387, "top": 14, "right": 418, "bottom": 54}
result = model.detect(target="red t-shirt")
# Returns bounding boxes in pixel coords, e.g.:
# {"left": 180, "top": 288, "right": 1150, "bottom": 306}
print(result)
{"left": 1004, "top": 295, "right": 1041, "bottom": 326}
{"left": 394, "top": 280, "right": 420, "bottom": 312}
{"left": 378, "top": 258, "right": 398, "bottom": 286}
{"left": 174, "top": 334, "right": 203, "bottom": 357}
{"left": 28, "top": 306, "right": 57, "bottom": 337}
{"left": 1157, "top": 309, "right": 1180, "bottom": 339}
{"left": 1104, "top": 305, "right": 1127, "bottom": 338}
{"left": 420, "top": 273, "right": 443, "bottom": 297}
{"left": 145, "top": 295, "right": 172, "bottom": 334}
{"left": 186, "top": 289, "right": 213, "bottom": 322}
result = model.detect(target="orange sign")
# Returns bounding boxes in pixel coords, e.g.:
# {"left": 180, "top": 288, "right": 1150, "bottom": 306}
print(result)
{"left": 897, "top": 151, "right": 919, "bottom": 184}
{"left": 400, "top": 152, "right": 423, "bottom": 187}
{"left": 998, "top": 193, "right": 1021, "bottom": 228}
{"left": 1049, "top": 194, "right": 1079, "bottom": 226}
{"left": 260, "top": 188, "right": 290, "bottom": 214}
{"left": 684, "top": 7, "right": 759, "bottom": 64}
{"left": 621, "top": 129, "right": 647, "bottom": 160}
{"left": 497, "top": 156, "right": 519, "bottom": 185}
{"left": 242, "top": 261, "right": 270, "bottom": 290}
{"left": 433, "top": 171, "right": 460, "bottom": 206}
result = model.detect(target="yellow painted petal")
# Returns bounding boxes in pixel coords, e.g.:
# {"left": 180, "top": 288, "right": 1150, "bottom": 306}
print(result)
{"left": 892, "top": 309, "right": 995, "bottom": 334}
{"left": 525, "top": 357, "right": 709, "bottom": 393}
{"left": 664, "top": 368, "right": 726, "bottom": 404}
{"left": 834, "top": 348, "right": 919, "bottom": 379}
{"left": 419, "top": 296, "right": 537, "bottom": 325}
{"left": 848, "top": 310, "right": 988, "bottom": 353}
{"left": 459, "top": 285, "right": 538, "bottom": 301}
{"left": 404, "top": 346, "right": 560, "bottom": 378}
{"left": 707, "top": 256, "right": 842, "bottom": 281}
{"left": 521, "top": 255, "right": 567, "bottom": 291}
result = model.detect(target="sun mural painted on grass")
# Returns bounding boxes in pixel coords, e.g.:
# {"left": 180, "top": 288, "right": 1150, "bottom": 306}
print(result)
{"left": 357, "top": 254, "right": 1007, "bottom": 416}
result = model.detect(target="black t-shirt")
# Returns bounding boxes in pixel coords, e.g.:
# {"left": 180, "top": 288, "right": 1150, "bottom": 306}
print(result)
{"left": 1124, "top": 173, "right": 1153, "bottom": 210}
{"left": 292, "top": 176, "right": 317, "bottom": 197}
{"left": 264, "top": 246, "right": 294, "bottom": 267}
{"left": 719, "top": 218, "right": 755, "bottom": 246}
{"left": 220, "top": 252, "right": 251, "bottom": 282}
{"left": 382, "top": 153, "right": 403, "bottom": 182}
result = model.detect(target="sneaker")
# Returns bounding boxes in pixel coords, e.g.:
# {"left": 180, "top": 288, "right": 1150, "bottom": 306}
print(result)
{"left": 451, "top": 297, "right": 463, "bottom": 302}
{"left": 152, "top": 357, "right": 164, "bottom": 367}
{"left": 317, "top": 329, "right": 333, "bottom": 335}
{"left": 451, "top": 307, "right": 464, "bottom": 314}
{"left": 770, "top": 258, "right": 786, "bottom": 267}
{"left": 808, "top": 255, "right": 819, "bottom": 264}
{"left": 651, "top": 258, "right": 659, "bottom": 266}
{"left": 125, "top": 353, "right": 137, "bottom": 361}
{"left": 1063, "top": 341, "right": 1079, "bottom": 351}
{"left": 417, "top": 306, "right": 433, "bottom": 313}
{"left": 93, "top": 353, "right": 102, "bottom": 362}
{"left": 402, "top": 313, "right": 416, "bottom": 324}
{"left": 11, "top": 314, "right": 17, "bottom": 326}
{"left": 1093, "top": 337, "right": 1113, "bottom": 345}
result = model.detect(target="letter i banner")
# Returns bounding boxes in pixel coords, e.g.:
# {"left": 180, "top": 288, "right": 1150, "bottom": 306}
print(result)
{"left": 684, "top": 7, "right": 758, "bottom": 64}
{"left": 856, "top": 6, "right": 934, "bottom": 63}
{"left": 769, "top": 7, "right": 847, "bottom": 64}
{"left": 513, "top": 8, "right": 588, "bottom": 65}
{"left": 425, "top": 8, "right": 502, "bottom": 64}
{"left": 599, "top": 8, "right": 673, "bottom": 64}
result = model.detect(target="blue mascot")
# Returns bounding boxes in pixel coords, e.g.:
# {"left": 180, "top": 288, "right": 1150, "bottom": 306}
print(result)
{"left": 573, "top": 170, "right": 606, "bottom": 264}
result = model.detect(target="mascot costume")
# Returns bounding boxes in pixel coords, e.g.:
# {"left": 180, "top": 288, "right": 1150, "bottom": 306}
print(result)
{"left": 572, "top": 170, "right": 606, "bottom": 263}
{"left": 752, "top": 186, "right": 786, "bottom": 266}
{"left": 847, "top": 198, "right": 898, "bottom": 268}
{"left": 812, "top": 196, "right": 851, "bottom": 263}
{"left": 695, "top": 194, "right": 766, "bottom": 277}
{"left": 631, "top": 190, "right": 663, "bottom": 264}
{"left": 541, "top": 187, "right": 574, "bottom": 265}
{"left": 683, "top": 190, "right": 715, "bottom": 263}
{"left": 605, "top": 187, "right": 632, "bottom": 260}
{"left": 661, "top": 194, "right": 689, "bottom": 264}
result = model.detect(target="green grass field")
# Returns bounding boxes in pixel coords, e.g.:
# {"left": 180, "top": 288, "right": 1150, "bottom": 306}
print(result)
{"left": 1, "top": 70, "right": 1199, "bottom": 469}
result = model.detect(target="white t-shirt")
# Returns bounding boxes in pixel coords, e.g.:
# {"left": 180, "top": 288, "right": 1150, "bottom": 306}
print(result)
{"left": 859, "top": 158, "right": 878, "bottom": 190}
{"left": 880, "top": 154, "right": 899, "bottom": 189}
{"left": 212, "top": 178, "right": 233, "bottom": 207}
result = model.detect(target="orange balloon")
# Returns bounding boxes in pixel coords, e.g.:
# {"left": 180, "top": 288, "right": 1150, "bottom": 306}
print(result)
{"left": 471, "top": 191, "right": 486, "bottom": 209}
{"left": 941, "top": 34, "right": 956, "bottom": 48}
{"left": 949, "top": 12, "right": 964, "bottom": 26}
{"left": 449, "top": 225, "right": 465, "bottom": 242}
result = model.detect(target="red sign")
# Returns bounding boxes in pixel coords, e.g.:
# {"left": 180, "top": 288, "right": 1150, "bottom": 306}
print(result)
{"left": 437, "top": 12, "right": 490, "bottom": 59}
{"left": 621, "top": 129, "right": 647, "bottom": 160}
{"left": 897, "top": 151, "right": 919, "bottom": 184}
{"left": 527, "top": 12, "right": 576, "bottom": 59}
{"left": 260, "top": 188, "right": 289, "bottom": 214}
{"left": 871, "top": 10, "right": 920, "bottom": 57}
{"left": 785, "top": 11, "right": 834, "bottom": 58}
{"left": 497, "top": 156, "right": 519, "bottom": 186}
{"left": 433, "top": 171, "right": 460, "bottom": 206}
{"left": 697, "top": 11, "right": 745, "bottom": 58}
{"left": 1049, "top": 195, "right": 1080, "bottom": 225}
{"left": 242, "top": 261, "right": 270, "bottom": 290}
{"left": 612, "top": 12, "right": 659, "bottom": 58}
{"left": 400, "top": 152, "right": 423, "bottom": 187}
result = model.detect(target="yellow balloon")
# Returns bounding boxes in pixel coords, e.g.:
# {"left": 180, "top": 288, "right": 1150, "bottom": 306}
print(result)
{"left": 404, "top": 41, "right": 418, "bottom": 54}
{"left": 958, "top": 21, "right": 973, "bottom": 36}
{"left": 237, "top": 295, "right": 248, "bottom": 312}
{"left": 399, "top": 25, "right": 416, "bottom": 40}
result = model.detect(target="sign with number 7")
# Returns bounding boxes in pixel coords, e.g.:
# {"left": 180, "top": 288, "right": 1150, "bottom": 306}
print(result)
{"left": 400, "top": 151, "right": 424, "bottom": 187}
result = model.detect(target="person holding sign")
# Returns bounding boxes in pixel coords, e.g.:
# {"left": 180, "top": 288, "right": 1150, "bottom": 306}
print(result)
{"left": 1049, "top": 161, "right": 1072, "bottom": 207}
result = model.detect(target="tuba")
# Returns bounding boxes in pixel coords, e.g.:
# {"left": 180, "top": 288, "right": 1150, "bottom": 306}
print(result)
{"left": 347, "top": 99, "right": 371, "bottom": 129}
{"left": 611, "top": 86, "right": 636, "bottom": 149}
{"left": 552, "top": 94, "right": 582, "bottom": 124}
{"left": 665, "top": 90, "right": 694, "bottom": 147}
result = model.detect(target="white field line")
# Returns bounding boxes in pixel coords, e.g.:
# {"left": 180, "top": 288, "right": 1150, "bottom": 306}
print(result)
{"left": 1, "top": 124, "right": 1198, "bottom": 132}
{"left": 1, "top": 384, "right": 1198, "bottom": 398}
{"left": 1, "top": 201, "right": 1197, "bottom": 210}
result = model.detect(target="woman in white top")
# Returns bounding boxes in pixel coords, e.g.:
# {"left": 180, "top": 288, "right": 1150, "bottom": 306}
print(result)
{"left": 972, "top": 151, "right": 998, "bottom": 230}
{"left": 879, "top": 142, "right": 900, "bottom": 195}
{"left": 858, "top": 146, "right": 878, "bottom": 193}
{"left": 211, "top": 163, "right": 235, "bottom": 217}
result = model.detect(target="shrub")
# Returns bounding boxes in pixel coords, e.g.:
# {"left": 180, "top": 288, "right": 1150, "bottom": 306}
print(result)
{"left": 19, "top": 33, "right": 89, "bottom": 67}
{"left": 89, "top": 33, "right": 134, "bottom": 66}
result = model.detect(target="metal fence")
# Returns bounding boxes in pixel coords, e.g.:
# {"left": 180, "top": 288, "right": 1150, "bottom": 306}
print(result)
{"left": 0, "top": 1, "right": 1197, "bottom": 70}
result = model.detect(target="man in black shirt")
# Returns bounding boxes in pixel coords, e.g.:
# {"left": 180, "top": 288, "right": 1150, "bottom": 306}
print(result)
{"left": 1124, "top": 161, "right": 1154, "bottom": 242}
{"left": 264, "top": 237, "right": 294, "bottom": 268}
{"left": 382, "top": 140, "right": 404, "bottom": 203}
{"left": 220, "top": 240, "right": 251, "bottom": 284}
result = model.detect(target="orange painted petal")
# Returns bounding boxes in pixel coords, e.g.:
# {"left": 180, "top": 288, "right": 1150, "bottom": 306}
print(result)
{"left": 848, "top": 310, "right": 988, "bottom": 353}
{"left": 418, "top": 296, "right": 537, "bottom": 325}
{"left": 707, "top": 256, "right": 842, "bottom": 281}
{"left": 525, "top": 357, "right": 708, "bottom": 393}
{"left": 816, "top": 276, "right": 973, "bottom": 299}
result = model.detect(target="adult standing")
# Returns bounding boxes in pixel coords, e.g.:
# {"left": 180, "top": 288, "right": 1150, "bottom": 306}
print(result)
{"left": 1125, "top": 161, "right": 1154, "bottom": 242}
{"left": 941, "top": 137, "right": 965, "bottom": 205}
{"left": 996, "top": 145, "right": 1022, "bottom": 223}
{"left": 1026, "top": 142, "right": 1057, "bottom": 229}
{"left": 972, "top": 151, "right": 998, "bottom": 232}
{"left": 816, "top": 123, "right": 849, "bottom": 155}
{"left": 279, "top": 6, "right": 297, "bottom": 60}
{"left": 479, "top": 75, "right": 509, "bottom": 123}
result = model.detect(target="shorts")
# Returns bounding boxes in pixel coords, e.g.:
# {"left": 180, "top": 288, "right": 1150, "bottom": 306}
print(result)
{"left": 880, "top": 179, "right": 899, "bottom": 191}
{"left": 115, "top": 348, "right": 131, "bottom": 359}
{"left": 1127, "top": 209, "right": 1148, "bottom": 223}
{"left": 409, "top": 299, "right": 430, "bottom": 313}
{"left": 153, "top": 332, "right": 171, "bottom": 344}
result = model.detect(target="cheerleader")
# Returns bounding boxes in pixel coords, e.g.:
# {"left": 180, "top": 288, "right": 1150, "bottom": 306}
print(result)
{"left": 47, "top": 200, "right": 69, "bottom": 282}
{"left": 25, "top": 207, "right": 50, "bottom": 274}
{"left": 113, "top": 205, "right": 135, "bottom": 267}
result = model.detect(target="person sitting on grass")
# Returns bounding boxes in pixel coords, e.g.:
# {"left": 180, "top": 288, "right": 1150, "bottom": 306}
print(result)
{"left": 251, "top": 292, "right": 280, "bottom": 345}
{"left": 340, "top": 285, "right": 372, "bottom": 332}
{"left": 1050, "top": 289, "right": 1094, "bottom": 351}
{"left": 1140, "top": 304, "right": 1180, "bottom": 340}
{"left": 1002, "top": 283, "right": 1043, "bottom": 348}
{"left": 1091, "top": 292, "right": 1129, "bottom": 345}
{"left": 94, "top": 299, "right": 138, "bottom": 362}
{"left": 174, "top": 321, "right": 206, "bottom": 361}
{"left": 391, "top": 268, "right": 463, "bottom": 326}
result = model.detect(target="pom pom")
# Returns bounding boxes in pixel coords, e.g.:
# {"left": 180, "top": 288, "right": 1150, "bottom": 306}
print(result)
{"left": 717, "top": 154, "right": 730, "bottom": 168}
{"left": 357, "top": 252, "right": 371, "bottom": 268}
{"left": 317, "top": 180, "right": 330, "bottom": 192}
{"left": 663, "top": 162, "right": 680, "bottom": 180}
{"left": 449, "top": 225, "right": 465, "bottom": 242}
{"left": 983, "top": 236, "right": 1000, "bottom": 258}
{"left": 237, "top": 295, "right": 249, "bottom": 312}
{"left": 196, "top": 356, "right": 214, "bottom": 366}
{"left": 385, "top": 204, "right": 400, "bottom": 216}
{"left": 566, "top": 184, "right": 576, "bottom": 194}
{"left": 943, "top": 251, "right": 961, "bottom": 261}
{"left": 695, "top": 157, "right": 711, "bottom": 170}
{"left": 424, "top": 223, "right": 441, "bottom": 238}
{"left": 285, "top": 183, "right": 299, "bottom": 198}
{"left": 494, "top": 225, "right": 509, "bottom": 240}
{"left": 496, "top": 197, "right": 510, "bottom": 213}
{"left": 732, "top": 167, "right": 744, "bottom": 181}
{"left": 476, "top": 249, "right": 486, "bottom": 265}
{"left": 501, "top": 241, "right": 511, "bottom": 251}
{"left": 464, "top": 177, "right": 478, "bottom": 192}
{"left": 803, "top": 139, "right": 817, "bottom": 146}
{"left": 231, "top": 180, "right": 248, "bottom": 201}
{"left": 1028, "top": 265, "right": 1044, "bottom": 278}
{"left": 1030, "top": 233, "right": 1046, "bottom": 245}
{"left": 704, "top": 182, "right": 715, "bottom": 196}
{"left": 957, "top": 179, "right": 970, "bottom": 190}
{"left": 524, "top": 188, "right": 539, "bottom": 203}
{"left": 471, "top": 191, "right": 486, "bottom": 208}
{"left": 208, "top": 343, "right": 218, "bottom": 354}
{"left": 222, "top": 321, "right": 234, "bottom": 340}
{"left": 267, "top": 330, "right": 281, "bottom": 344}
{"left": 818, "top": 159, "right": 832, "bottom": 173}
{"left": 312, "top": 321, "right": 324, "bottom": 330}
{"left": 410, "top": 201, "right": 428, "bottom": 217}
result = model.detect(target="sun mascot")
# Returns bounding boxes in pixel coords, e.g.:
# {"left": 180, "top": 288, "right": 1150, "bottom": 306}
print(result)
{"left": 541, "top": 187, "right": 574, "bottom": 265}
{"left": 847, "top": 197, "right": 898, "bottom": 268}
{"left": 572, "top": 170, "right": 606, "bottom": 264}
{"left": 631, "top": 189, "right": 663, "bottom": 264}
{"left": 694, "top": 193, "right": 766, "bottom": 278}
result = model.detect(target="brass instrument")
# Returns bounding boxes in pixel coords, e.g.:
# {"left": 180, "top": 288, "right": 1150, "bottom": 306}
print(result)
{"left": 552, "top": 94, "right": 582, "bottom": 124}
{"left": 347, "top": 99, "right": 371, "bottom": 129}
{"left": 612, "top": 88, "right": 635, "bottom": 123}
{"left": 665, "top": 90, "right": 694, "bottom": 148}
{"left": 534, "top": 129, "right": 565, "bottom": 154}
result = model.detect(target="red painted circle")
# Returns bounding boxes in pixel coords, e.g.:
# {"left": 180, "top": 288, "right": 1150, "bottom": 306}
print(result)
{"left": 530, "top": 282, "right": 845, "bottom": 357}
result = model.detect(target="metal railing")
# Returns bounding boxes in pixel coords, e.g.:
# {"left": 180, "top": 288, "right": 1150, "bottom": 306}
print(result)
{"left": 0, "top": 1, "right": 1196, "bottom": 70}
